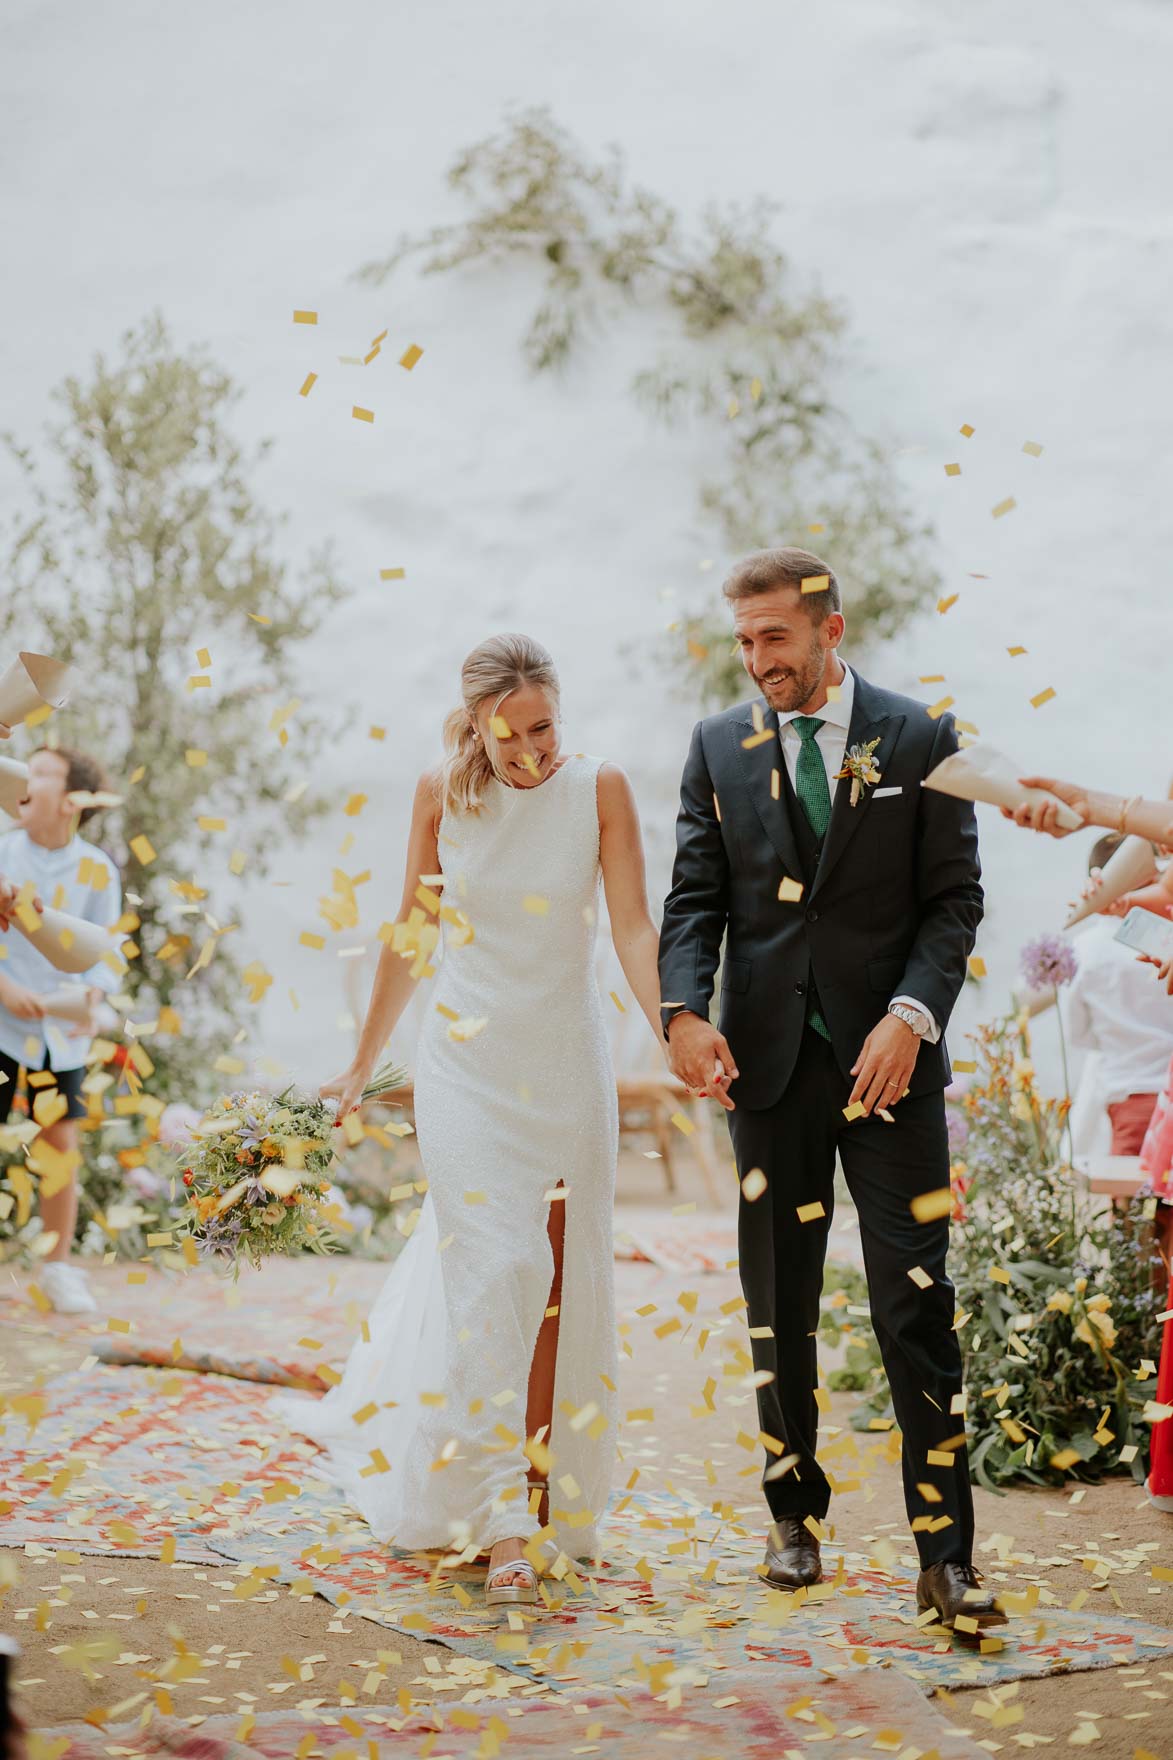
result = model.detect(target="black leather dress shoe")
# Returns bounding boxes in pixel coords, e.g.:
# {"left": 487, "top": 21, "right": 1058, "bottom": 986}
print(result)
{"left": 762, "top": 1516, "right": 823, "bottom": 1588}
{"left": 916, "top": 1561, "right": 1007, "bottom": 1632}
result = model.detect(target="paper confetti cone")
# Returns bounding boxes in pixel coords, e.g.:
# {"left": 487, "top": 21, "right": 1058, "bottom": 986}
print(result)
{"left": 12, "top": 903, "right": 112, "bottom": 974}
{"left": 0, "top": 649, "right": 75, "bottom": 725}
{"left": 923, "top": 741, "right": 1084, "bottom": 830}
{"left": 41, "top": 985, "right": 94, "bottom": 1024}
{"left": 0, "top": 755, "right": 28, "bottom": 818}
{"left": 1063, "top": 834, "right": 1159, "bottom": 928}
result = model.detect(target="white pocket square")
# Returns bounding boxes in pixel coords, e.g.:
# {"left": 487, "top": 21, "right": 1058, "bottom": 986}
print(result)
{"left": 872, "top": 785, "right": 903, "bottom": 798}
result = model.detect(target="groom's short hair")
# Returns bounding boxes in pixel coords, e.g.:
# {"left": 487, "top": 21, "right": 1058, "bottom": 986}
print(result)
{"left": 722, "top": 547, "right": 841, "bottom": 621}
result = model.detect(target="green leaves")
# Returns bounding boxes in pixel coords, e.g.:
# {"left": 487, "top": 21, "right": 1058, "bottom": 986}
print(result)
{"left": 355, "top": 107, "right": 939, "bottom": 709}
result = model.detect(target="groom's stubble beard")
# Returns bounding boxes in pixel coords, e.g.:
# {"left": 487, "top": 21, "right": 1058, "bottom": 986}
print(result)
{"left": 754, "top": 629, "right": 828, "bottom": 714}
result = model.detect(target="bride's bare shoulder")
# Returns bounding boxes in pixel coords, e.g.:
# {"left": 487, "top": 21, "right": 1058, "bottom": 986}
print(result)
{"left": 414, "top": 766, "right": 445, "bottom": 832}
{"left": 595, "top": 760, "right": 636, "bottom": 819}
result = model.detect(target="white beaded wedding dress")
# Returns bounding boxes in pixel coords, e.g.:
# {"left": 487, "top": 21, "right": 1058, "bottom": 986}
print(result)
{"left": 272, "top": 754, "right": 618, "bottom": 1563}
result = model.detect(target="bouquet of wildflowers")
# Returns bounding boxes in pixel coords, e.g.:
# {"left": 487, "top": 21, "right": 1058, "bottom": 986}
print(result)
{"left": 177, "top": 1058, "right": 405, "bottom": 1273}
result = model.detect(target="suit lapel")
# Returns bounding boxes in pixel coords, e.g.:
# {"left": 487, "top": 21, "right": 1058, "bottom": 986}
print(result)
{"left": 730, "top": 703, "right": 804, "bottom": 882}
{"left": 810, "top": 673, "right": 905, "bottom": 898}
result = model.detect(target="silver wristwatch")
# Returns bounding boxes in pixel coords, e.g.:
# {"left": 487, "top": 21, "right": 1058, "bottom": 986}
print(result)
{"left": 888, "top": 1002, "right": 929, "bottom": 1037}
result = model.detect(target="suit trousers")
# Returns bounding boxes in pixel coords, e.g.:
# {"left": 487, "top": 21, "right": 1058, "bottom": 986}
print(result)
{"left": 727, "top": 1027, "right": 974, "bottom": 1567}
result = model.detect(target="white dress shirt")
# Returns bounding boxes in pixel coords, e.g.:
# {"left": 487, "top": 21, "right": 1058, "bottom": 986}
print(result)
{"left": 1061, "top": 914, "right": 1173, "bottom": 1105}
{"left": 775, "top": 663, "right": 941, "bottom": 1043}
{"left": 0, "top": 827, "right": 123, "bottom": 1072}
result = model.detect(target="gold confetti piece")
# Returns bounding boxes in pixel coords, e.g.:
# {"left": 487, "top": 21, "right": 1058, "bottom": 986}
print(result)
{"left": 298, "top": 373, "right": 317, "bottom": 397}
{"left": 1030, "top": 686, "right": 1056, "bottom": 708}
{"left": 918, "top": 676, "right": 946, "bottom": 687}
{"left": 352, "top": 406, "right": 374, "bottom": 423}
{"left": 910, "top": 1188, "right": 953, "bottom": 1223}
{"left": 926, "top": 695, "right": 955, "bottom": 719}
{"left": 796, "top": 1200, "right": 826, "bottom": 1223}
{"left": 968, "top": 955, "right": 986, "bottom": 978}
{"left": 991, "top": 495, "right": 1016, "bottom": 518}
{"left": 959, "top": 422, "right": 975, "bottom": 437}
{"left": 107, "top": 1317, "right": 131, "bottom": 1334}
{"left": 825, "top": 683, "right": 841, "bottom": 702}
{"left": 399, "top": 344, "right": 424, "bottom": 370}
{"left": 952, "top": 1058, "right": 977, "bottom": 1073}
{"left": 185, "top": 748, "right": 207, "bottom": 768}
{"left": 842, "top": 1100, "right": 867, "bottom": 1121}
{"left": 944, "top": 463, "right": 961, "bottom": 476}
{"left": 609, "top": 990, "right": 626, "bottom": 1012}
{"left": 907, "top": 1265, "right": 933, "bottom": 1289}
{"left": 1022, "top": 440, "right": 1044, "bottom": 456}
{"left": 800, "top": 574, "right": 830, "bottom": 594}
{"left": 522, "top": 894, "right": 550, "bottom": 916}
{"left": 293, "top": 310, "right": 318, "bottom": 325}
{"left": 989, "top": 1266, "right": 1011, "bottom": 1285}
{"left": 741, "top": 728, "right": 774, "bottom": 750}
{"left": 129, "top": 834, "right": 156, "bottom": 865}
{"left": 379, "top": 567, "right": 406, "bottom": 581}
{"left": 937, "top": 593, "right": 959, "bottom": 614}
{"left": 778, "top": 876, "right": 804, "bottom": 903}
{"left": 742, "top": 1168, "right": 767, "bottom": 1201}
{"left": 956, "top": 718, "right": 979, "bottom": 735}
{"left": 670, "top": 1110, "right": 696, "bottom": 1136}
{"left": 249, "top": 611, "right": 272, "bottom": 625}
{"left": 198, "top": 816, "right": 226, "bottom": 832}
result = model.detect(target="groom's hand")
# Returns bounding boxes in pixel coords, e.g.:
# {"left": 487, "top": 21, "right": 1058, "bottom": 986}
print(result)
{"left": 848, "top": 1015, "right": 921, "bottom": 1116}
{"left": 666, "top": 1012, "right": 739, "bottom": 1111}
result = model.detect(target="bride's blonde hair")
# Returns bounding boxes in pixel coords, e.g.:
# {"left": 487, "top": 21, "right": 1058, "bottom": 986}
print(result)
{"left": 441, "top": 634, "right": 561, "bottom": 817}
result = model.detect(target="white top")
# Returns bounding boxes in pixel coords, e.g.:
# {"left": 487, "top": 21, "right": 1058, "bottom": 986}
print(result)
{"left": 775, "top": 662, "right": 941, "bottom": 1043}
{"left": 1062, "top": 914, "right": 1173, "bottom": 1104}
{"left": 0, "top": 827, "right": 123, "bottom": 1072}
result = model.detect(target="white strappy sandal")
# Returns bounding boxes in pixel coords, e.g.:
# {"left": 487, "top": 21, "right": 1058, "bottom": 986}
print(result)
{"left": 484, "top": 1555, "right": 540, "bottom": 1608}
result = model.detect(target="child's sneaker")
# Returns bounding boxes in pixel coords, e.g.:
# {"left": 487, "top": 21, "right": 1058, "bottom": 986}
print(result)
{"left": 39, "top": 1262, "right": 98, "bottom": 1315}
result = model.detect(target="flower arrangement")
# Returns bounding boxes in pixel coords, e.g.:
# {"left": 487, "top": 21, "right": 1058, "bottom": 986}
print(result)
{"left": 177, "top": 1058, "right": 405, "bottom": 1274}
{"left": 824, "top": 1011, "right": 1167, "bottom": 1490}
{"left": 835, "top": 737, "right": 882, "bottom": 807}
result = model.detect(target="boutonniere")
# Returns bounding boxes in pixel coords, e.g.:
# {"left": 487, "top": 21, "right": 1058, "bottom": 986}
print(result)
{"left": 836, "top": 737, "right": 882, "bottom": 807}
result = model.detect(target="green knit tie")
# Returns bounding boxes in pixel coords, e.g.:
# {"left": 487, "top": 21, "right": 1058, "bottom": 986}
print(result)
{"left": 791, "top": 716, "right": 831, "bottom": 1039}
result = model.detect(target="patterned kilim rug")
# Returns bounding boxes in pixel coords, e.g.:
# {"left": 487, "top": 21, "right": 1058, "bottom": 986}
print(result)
{"left": 1, "top": 1259, "right": 392, "bottom": 1391}
{"left": 30, "top": 1676, "right": 988, "bottom": 1760}
{"left": 5, "top": 1364, "right": 1172, "bottom": 1701}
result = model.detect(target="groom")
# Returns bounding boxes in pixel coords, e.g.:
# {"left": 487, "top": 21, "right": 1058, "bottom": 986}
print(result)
{"left": 659, "top": 547, "right": 1004, "bottom": 1631}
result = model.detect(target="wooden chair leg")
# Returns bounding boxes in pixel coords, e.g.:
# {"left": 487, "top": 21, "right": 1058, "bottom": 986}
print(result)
{"left": 653, "top": 1100, "right": 677, "bottom": 1192}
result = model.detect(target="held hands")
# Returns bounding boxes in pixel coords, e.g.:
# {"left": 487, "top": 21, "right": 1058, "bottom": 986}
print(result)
{"left": 665, "top": 1012, "right": 739, "bottom": 1112}
{"left": 999, "top": 776, "right": 1091, "bottom": 839}
{"left": 848, "top": 1013, "right": 921, "bottom": 1117}
{"left": 320, "top": 1065, "right": 370, "bottom": 1126}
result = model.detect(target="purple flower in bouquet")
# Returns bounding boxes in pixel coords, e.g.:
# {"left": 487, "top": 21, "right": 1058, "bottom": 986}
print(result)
{"left": 946, "top": 1109, "right": 970, "bottom": 1155}
{"left": 1020, "top": 933, "right": 1078, "bottom": 992}
{"left": 236, "top": 1111, "right": 270, "bottom": 1153}
{"left": 125, "top": 1164, "right": 165, "bottom": 1200}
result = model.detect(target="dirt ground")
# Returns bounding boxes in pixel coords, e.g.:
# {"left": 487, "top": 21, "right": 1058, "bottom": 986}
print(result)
{"left": 4, "top": 1146, "right": 1173, "bottom": 1757}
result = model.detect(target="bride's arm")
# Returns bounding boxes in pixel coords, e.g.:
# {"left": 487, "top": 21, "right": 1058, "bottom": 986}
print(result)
{"left": 323, "top": 769, "right": 442, "bottom": 1118}
{"left": 597, "top": 763, "right": 668, "bottom": 1056}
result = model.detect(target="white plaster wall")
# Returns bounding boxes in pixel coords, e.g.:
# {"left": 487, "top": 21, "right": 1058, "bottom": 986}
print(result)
{"left": 4, "top": 0, "right": 1171, "bottom": 1094}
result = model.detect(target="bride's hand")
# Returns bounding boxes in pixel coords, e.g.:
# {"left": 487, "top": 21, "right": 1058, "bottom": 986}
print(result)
{"left": 320, "top": 1067, "right": 368, "bottom": 1126}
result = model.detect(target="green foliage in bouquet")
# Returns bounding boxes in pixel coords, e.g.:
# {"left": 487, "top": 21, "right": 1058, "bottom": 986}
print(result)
{"left": 0, "top": 313, "right": 352, "bottom": 1104}
{"left": 358, "top": 107, "right": 938, "bottom": 709}
{"left": 820, "top": 1013, "right": 1166, "bottom": 1491}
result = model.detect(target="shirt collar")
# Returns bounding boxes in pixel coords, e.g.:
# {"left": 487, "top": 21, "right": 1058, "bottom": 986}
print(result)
{"left": 775, "top": 661, "right": 855, "bottom": 733}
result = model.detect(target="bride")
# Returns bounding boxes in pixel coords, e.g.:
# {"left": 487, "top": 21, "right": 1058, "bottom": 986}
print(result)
{"left": 273, "top": 634, "right": 666, "bottom": 1605}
